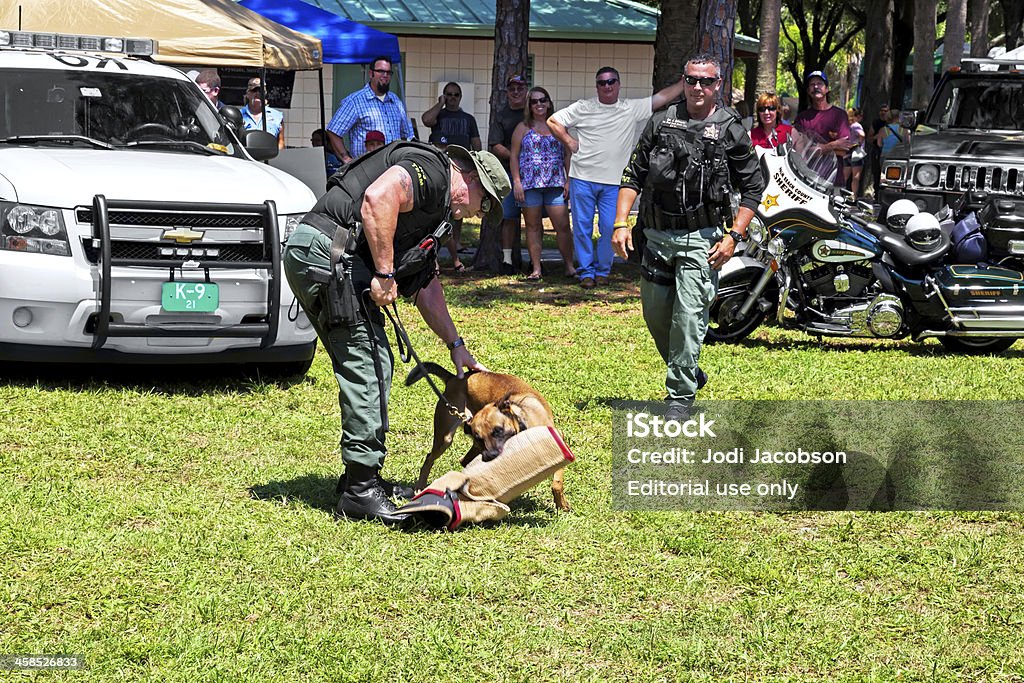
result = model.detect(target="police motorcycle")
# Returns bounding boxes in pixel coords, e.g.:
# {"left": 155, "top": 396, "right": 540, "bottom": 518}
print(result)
{"left": 706, "top": 131, "right": 1024, "bottom": 354}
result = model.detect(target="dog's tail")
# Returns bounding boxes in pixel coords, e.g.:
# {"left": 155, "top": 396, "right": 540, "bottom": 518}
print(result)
{"left": 404, "top": 361, "right": 455, "bottom": 387}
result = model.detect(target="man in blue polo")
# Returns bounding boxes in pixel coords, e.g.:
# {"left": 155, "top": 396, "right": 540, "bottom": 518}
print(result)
{"left": 326, "top": 56, "right": 414, "bottom": 164}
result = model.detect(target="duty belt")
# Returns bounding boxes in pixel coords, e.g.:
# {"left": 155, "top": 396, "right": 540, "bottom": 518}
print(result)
{"left": 651, "top": 204, "right": 726, "bottom": 232}
{"left": 302, "top": 210, "right": 355, "bottom": 249}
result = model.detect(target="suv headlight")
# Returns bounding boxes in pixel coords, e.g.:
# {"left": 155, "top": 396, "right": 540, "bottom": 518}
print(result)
{"left": 1, "top": 202, "right": 71, "bottom": 256}
{"left": 281, "top": 214, "right": 303, "bottom": 242}
{"left": 914, "top": 164, "right": 940, "bottom": 187}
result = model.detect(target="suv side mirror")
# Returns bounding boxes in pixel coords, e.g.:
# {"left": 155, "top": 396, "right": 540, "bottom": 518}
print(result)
{"left": 220, "top": 105, "right": 244, "bottom": 139}
{"left": 243, "top": 129, "right": 279, "bottom": 161}
{"left": 900, "top": 109, "right": 921, "bottom": 132}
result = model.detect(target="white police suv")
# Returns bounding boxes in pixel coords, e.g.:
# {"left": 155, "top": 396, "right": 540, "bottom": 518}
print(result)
{"left": 0, "top": 30, "right": 317, "bottom": 374}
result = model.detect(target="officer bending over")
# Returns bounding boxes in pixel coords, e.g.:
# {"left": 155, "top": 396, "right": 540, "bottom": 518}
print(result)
{"left": 612, "top": 53, "right": 765, "bottom": 410}
{"left": 284, "top": 141, "right": 510, "bottom": 526}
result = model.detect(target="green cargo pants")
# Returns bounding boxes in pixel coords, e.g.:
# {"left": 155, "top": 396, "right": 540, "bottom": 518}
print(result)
{"left": 283, "top": 223, "right": 393, "bottom": 468}
{"left": 640, "top": 226, "right": 721, "bottom": 405}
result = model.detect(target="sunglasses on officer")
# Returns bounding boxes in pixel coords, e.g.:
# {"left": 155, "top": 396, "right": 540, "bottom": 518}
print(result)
{"left": 684, "top": 74, "right": 720, "bottom": 87}
{"left": 596, "top": 78, "right": 619, "bottom": 87}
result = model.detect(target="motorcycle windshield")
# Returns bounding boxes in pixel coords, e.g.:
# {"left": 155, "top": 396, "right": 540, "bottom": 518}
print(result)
{"left": 785, "top": 131, "right": 839, "bottom": 195}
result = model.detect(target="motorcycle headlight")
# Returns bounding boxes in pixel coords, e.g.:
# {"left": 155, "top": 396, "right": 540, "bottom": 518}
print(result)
{"left": 767, "top": 237, "right": 785, "bottom": 258}
{"left": 747, "top": 219, "right": 766, "bottom": 245}
{"left": 914, "top": 164, "right": 940, "bottom": 187}
{"left": 1, "top": 202, "right": 71, "bottom": 256}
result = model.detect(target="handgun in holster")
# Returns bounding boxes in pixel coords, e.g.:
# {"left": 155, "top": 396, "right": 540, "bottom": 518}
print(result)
{"left": 301, "top": 223, "right": 362, "bottom": 329}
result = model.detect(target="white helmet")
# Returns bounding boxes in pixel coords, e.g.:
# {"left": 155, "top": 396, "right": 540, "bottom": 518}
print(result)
{"left": 886, "top": 199, "right": 919, "bottom": 233}
{"left": 905, "top": 212, "right": 942, "bottom": 251}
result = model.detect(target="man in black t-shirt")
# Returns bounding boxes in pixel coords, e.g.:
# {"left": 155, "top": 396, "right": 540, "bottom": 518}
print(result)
{"left": 488, "top": 74, "right": 528, "bottom": 273}
{"left": 421, "top": 82, "right": 483, "bottom": 271}
{"left": 283, "top": 142, "right": 509, "bottom": 526}
{"left": 422, "top": 82, "right": 482, "bottom": 150}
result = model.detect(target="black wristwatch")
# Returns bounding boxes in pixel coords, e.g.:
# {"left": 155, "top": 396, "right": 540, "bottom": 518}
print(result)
{"left": 446, "top": 337, "right": 465, "bottom": 351}
{"left": 727, "top": 229, "right": 745, "bottom": 244}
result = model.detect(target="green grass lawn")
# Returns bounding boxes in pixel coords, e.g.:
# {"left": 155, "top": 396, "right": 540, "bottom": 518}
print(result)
{"left": 2, "top": 267, "right": 1023, "bottom": 681}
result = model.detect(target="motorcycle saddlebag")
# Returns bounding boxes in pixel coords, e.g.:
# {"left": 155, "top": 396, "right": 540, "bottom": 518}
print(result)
{"left": 935, "top": 265, "right": 1024, "bottom": 307}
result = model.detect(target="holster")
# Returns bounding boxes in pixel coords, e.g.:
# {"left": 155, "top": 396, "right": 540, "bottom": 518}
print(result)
{"left": 396, "top": 426, "right": 575, "bottom": 530}
{"left": 301, "top": 212, "right": 366, "bottom": 329}
{"left": 641, "top": 245, "right": 675, "bottom": 286}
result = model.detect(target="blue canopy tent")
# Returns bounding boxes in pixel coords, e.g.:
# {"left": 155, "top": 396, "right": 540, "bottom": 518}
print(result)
{"left": 238, "top": 0, "right": 401, "bottom": 65}
{"left": 238, "top": 0, "right": 403, "bottom": 191}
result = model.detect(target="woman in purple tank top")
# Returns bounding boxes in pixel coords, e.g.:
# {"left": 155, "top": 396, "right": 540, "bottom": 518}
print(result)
{"left": 510, "top": 87, "right": 575, "bottom": 281}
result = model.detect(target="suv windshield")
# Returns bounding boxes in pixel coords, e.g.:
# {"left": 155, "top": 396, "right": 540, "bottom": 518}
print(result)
{"left": 925, "top": 76, "right": 1024, "bottom": 131}
{"left": 0, "top": 67, "right": 238, "bottom": 154}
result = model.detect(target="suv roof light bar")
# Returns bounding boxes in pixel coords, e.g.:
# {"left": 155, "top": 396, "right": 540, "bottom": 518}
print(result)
{"left": 0, "top": 30, "right": 155, "bottom": 57}
{"left": 961, "top": 56, "right": 1024, "bottom": 72}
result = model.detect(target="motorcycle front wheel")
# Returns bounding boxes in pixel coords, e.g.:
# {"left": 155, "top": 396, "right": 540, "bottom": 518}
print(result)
{"left": 705, "top": 271, "right": 771, "bottom": 343}
{"left": 938, "top": 336, "right": 1016, "bottom": 354}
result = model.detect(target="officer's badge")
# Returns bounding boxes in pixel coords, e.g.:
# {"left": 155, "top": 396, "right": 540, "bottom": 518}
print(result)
{"left": 703, "top": 124, "right": 720, "bottom": 140}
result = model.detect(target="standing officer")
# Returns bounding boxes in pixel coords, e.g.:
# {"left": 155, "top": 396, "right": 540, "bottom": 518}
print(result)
{"left": 611, "top": 53, "right": 765, "bottom": 411}
{"left": 283, "top": 141, "right": 510, "bottom": 526}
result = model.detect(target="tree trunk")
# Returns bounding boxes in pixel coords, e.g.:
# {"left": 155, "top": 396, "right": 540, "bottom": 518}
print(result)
{"left": 653, "top": 0, "right": 700, "bottom": 90}
{"left": 474, "top": 0, "right": 530, "bottom": 273}
{"left": 943, "top": 0, "right": 968, "bottom": 71}
{"left": 742, "top": 56, "right": 758, "bottom": 115}
{"left": 1003, "top": 0, "right": 1024, "bottom": 51}
{"left": 912, "top": 0, "right": 937, "bottom": 109}
{"left": 755, "top": 0, "right": 782, "bottom": 96}
{"left": 968, "top": 0, "right": 991, "bottom": 57}
{"left": 698, "top": 0, "right": 739, "bottom": 105}
{"left": 861, "top": 0, "right": 895, "bottom": 198}
{"left": 890, "top": 0, "right": 914, "bottom": 109}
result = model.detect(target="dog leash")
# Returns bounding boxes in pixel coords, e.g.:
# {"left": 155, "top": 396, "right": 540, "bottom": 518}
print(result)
{"left": 374, "top": 294, "right": 467, "bottom": 422}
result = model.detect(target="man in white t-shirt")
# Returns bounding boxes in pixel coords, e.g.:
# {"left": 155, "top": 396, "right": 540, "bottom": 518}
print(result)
{"left": 549, "top": 67, "right": 687, "bottom": 287}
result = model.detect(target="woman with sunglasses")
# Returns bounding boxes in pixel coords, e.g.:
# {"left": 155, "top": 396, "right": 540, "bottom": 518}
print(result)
{"left": 510, "top": 87, "right": 575, "bottom": 281}
{"left": 750, "top": 93, "right": 791, "bottom": 150}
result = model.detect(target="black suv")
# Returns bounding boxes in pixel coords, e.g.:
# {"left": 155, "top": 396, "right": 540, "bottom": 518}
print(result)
{"left": 879, "top": 55, "right": 1024, "bottom": 214}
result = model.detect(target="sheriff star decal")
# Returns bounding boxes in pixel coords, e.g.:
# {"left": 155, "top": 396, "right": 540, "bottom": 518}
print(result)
{"left": 702, "top": 124, "right": 720, "bottom": 140}
{"left": 761, "top": 193, "right": 780, "bottom": 211}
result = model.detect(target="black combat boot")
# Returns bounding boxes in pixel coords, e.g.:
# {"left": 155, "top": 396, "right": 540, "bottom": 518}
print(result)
{"left": 334, "top": 469, "right": 414, "bottom": 499}
{"left": 336, "top": 463, "right": 410, "bottom": 527}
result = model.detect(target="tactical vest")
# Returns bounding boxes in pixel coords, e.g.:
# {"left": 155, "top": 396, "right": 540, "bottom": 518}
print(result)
{"left": 316, "top": 141, "right": 451, "bottom": 259}
{"left": 641, "top": 105, "right": 739, "bottom": 230}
